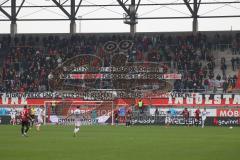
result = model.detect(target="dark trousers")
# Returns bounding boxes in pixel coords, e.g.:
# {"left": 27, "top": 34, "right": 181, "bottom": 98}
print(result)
{"left": 139, "top": 107, "right": 144, "bottom": 114}
{"left": 30, "top": 115, "right": 35, "bottom": 127}
{"left": 126, "top": 120, "right": 131, "bottom": 126}
{"left": 184, "top": 117, "right": 189, "bottom": 125}
{"left": 21, "top": 121, "right": 30, "bottom": 134}
{"left": 195, "top": 118, "right": 200, "bottom": 126}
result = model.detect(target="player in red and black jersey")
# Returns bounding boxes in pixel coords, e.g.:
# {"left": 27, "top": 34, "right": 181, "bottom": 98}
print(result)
{"left": 194, "top": 108, "right": 201, "bottom": 127}
{"left": 114, "top": 109, "right": 119, "bottom": 126}
{"left": 182, "top": 108, "right": 190, "bottom": 127}
{"left": 20, "top": 106, "right": 31, "bottom": 137}
{"left": 125, "top": 109, "right": 132, "bottom": 127}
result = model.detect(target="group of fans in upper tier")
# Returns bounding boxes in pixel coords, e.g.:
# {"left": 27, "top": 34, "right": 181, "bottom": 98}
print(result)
{"left": 0, "top": 32, "right": 240, "bottom": 93}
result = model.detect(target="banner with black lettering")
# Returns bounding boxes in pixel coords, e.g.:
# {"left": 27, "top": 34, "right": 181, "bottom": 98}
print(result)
{"left": 131, "top": 116, "right": 240, "bottom": 126}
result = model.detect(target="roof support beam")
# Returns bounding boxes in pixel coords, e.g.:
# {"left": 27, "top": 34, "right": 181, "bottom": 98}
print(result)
{"left": 61, "top": 0, "right": 69, "bottom": 5}
{"left": 70, "top": 0, "right": 76, "bottom": 34}
{"left": 52, "top": 0, "right": 71, "bottom": 18}
{"left": 74, "top": 0, "right": 82, "bottom": 17}
{"left": 16, "top": 0, "right": 25, "bottom": 17}
{"left": 117, "top": 0, "right": 141, "bottom": 35}
{"left": 197, "top": 0, "right": 201, "bottom": 12}
{"left": 0, "top": 0, "right": 9, "bottom": 6}
{"left": 0, "top": 6, "right": 11, "bottom": 19}
{"left": 136, "top": 0, "right": 141, "bottom": 12}
{"left": 1, "top": 2, "right": 240, "bottom": 8}
{"left": 11, "top": 0, "right": 16, "bottom": 21}
{"left": 183, "top": 0, "right": 194, "bottom": 15}
{"left": 130, "top": 0, "right": 136, "bottom": 35}
{"left": 10, "top": 0, "right": 17, "bottom": 37}
{"left": 70, "top": 0, "right": 75, "bottom": 20}
{"left": 116, "top": 0, "right": 130, "bottom": 15}
{"left": 183, "top": 0, "right": 201, "bottom": 33}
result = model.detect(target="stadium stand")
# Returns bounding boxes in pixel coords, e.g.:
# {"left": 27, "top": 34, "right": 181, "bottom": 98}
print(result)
{"left": 0, "top": 32, "right": 239, "bottom": 93}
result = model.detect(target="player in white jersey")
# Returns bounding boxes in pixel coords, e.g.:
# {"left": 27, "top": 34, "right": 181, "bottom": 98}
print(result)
{"left": 201, "top": 108, "right": 207, "bottom": 128}
{"left": 73, "top": 106, "right": 83, "bottom": 137}
{"left": 165, "top": 109, "right": 171, "bottom": 128}
{"left": 10, "top": 108, "right": 17, "bottom": 125}
{"left": 36, "top": 107, "right": 45, "bottom": 131}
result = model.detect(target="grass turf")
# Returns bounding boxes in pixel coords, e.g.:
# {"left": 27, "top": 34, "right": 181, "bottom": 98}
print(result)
{"left": 0, "top": 125, "right": 239, "bottom": 160}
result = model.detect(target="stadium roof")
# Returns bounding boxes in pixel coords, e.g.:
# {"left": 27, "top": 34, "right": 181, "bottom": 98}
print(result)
{"left": 0, "top": 0, "right": 240, "bottom": 34}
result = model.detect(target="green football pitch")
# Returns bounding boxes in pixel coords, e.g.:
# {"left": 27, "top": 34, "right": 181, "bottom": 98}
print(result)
{"left": 0, "top": 125, "right": 239, "bottom": 160}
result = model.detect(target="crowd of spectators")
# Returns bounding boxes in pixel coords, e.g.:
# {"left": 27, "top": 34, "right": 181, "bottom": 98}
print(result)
{"left": 0, "top": 32, "right": 239, "bottom": 93}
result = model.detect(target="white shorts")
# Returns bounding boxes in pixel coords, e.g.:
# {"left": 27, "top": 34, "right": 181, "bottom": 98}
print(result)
{"left": 75, "top": 120, "right": 81, "bottom": 127}
{"left": 202, "top": 117, "right": 206, "bottom": 121}
{"left": 11, "top": 115, "right": 16, "bottom": 119}
{"left": 37, "top": 118, "right": 43, "bottom": 124}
